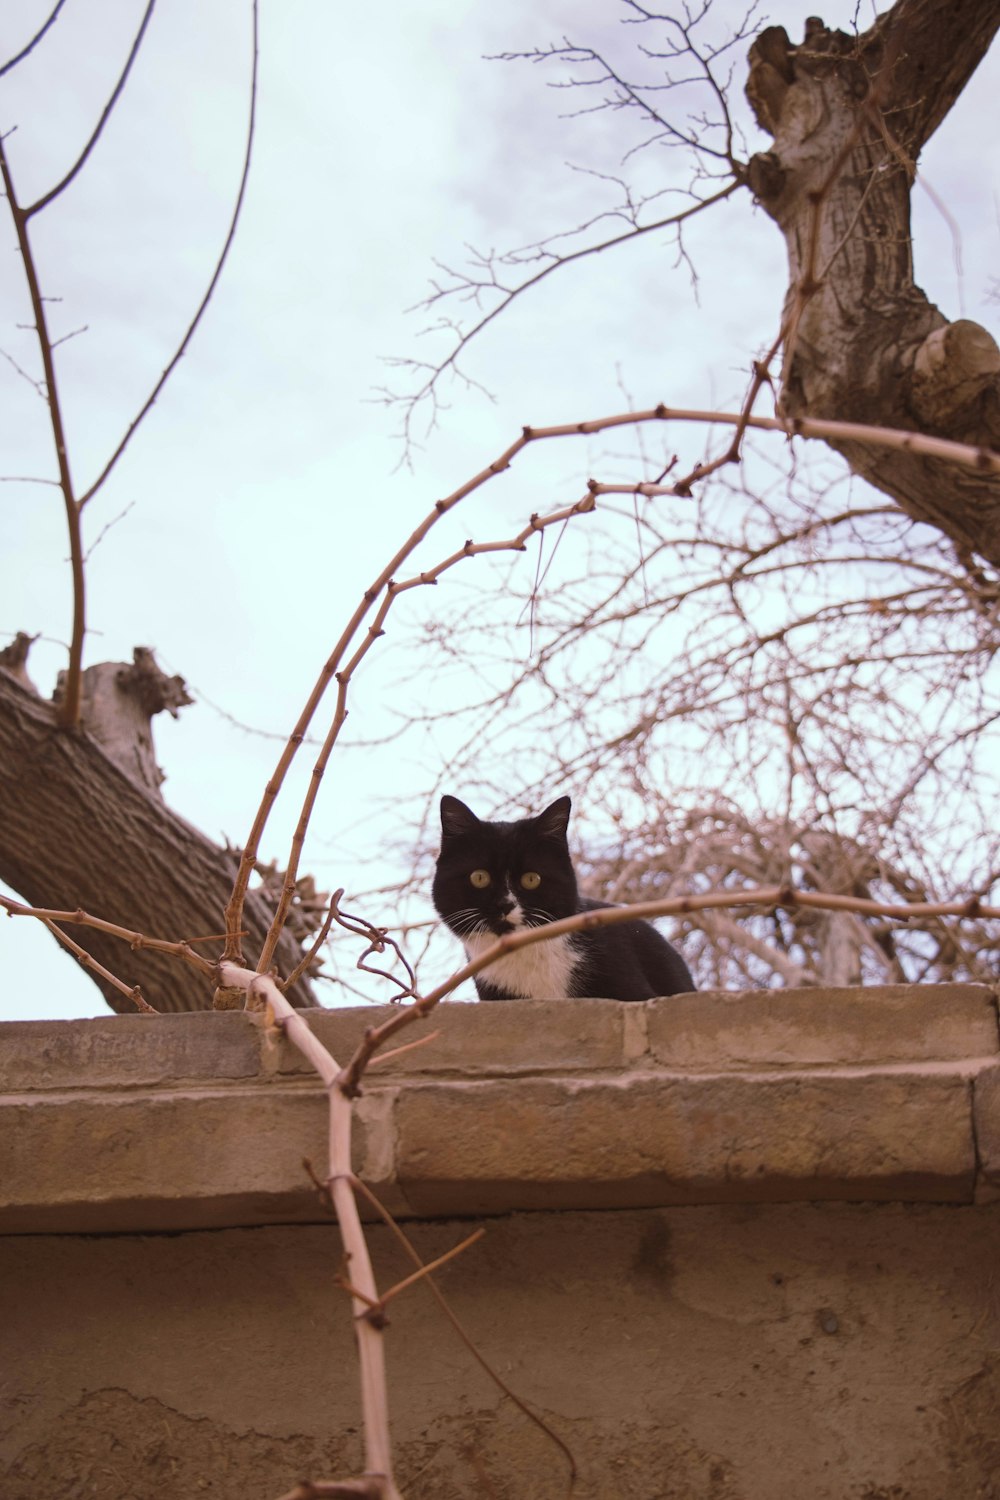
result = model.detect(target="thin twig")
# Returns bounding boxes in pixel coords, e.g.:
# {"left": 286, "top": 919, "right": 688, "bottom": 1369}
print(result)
{"left": 0, "top": 895, "right": 216, "bottom": 977}
{"left": 0, "top": 344, "right": 47, "bottom": 397}
{"left": 368, "top": 1030, "right": 441, "bottom": 1067}
{"left": 379, "top": 1228, "right": 486, "bottom": 1308}
{"left": 387, "top": 178, "right": 742, "bottom": 447}
{"left": 39, "top": 917, "right": 156, "bottom": 1013}
{"left": 351, "top": 1175, "right": 579, "bottom": 1498}
{"left": 76, "top": 0, "right": 259, "bottom": 508}
{"left": 282, "top": 891, "right": 340, "bottom": 994}
{"left": 0, "top": 135, "right": 85, "bottom": 726}
{"left": 333, "top": 900, "right": 419, "bottom": 1000}
{"left": 0, "top": 0, "right": 68, "bottom": 78}
{"left": 25, "top": 1, "right": 157, "bottom": 216}
{"left": 236, "top": 403, "right": 997, "bottom": 975}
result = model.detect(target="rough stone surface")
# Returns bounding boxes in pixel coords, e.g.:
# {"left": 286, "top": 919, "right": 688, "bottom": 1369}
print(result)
{"left": 2, "top": 1204, "right": 999, "bottom": 1500}
{"left": 973, "top": 1061, "right": 1000, "bottom": 1202}
{"left": 394, "top": 1071, "right": 976, "bottom": 1215}
{"left": 2, "top": 988, "right": 997, "bottom": 1231}
{"left": 0, "top": 1010, "right": 261, "bottom": 1090}
{"left": 648, "top": 983, "right": 1000, "bottom": 1069}
{"left": 273, "top": 997, "right": 628, "bottom": 1077}
{"left": 3, "top": 989, "right": 1000, "bottom": 1496}
{"left": 0, "top": 1088, "right": 330, "bottom": 1232}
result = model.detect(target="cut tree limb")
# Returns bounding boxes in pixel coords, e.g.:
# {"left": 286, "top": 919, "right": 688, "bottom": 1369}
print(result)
{"left": 53, "top": 647, "right": 193, "bottom": 798}
{"left": 745, "top": 1, "right": 1000, "bottom": 568}
{"left": 0, "top": 662, "right": 317, "bottom": 1013}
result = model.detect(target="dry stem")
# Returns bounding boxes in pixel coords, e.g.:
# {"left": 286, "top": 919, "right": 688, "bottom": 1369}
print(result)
{"left": 0, "top": 3, "right": 69, "bottom": 78}
{"left": 229, "top": 477, "right": 596, "bottom": 967}
{"left": 76, "top": 1, "right": 259, "bottom": 507}
{"left": 234, "top": 404, "right": 996, "bottom": 977}
{"left": 25, "top": 1, "right": 156, "bottom": 216}
{"left": 349, "top": 1174, "right": 579, "bottom": 1496}
{"left": 0, "top": 1, "right": 259, "bottom": 726}
{"left": 0, "top": 896, "right": 216, "bottom": 979}
{"left": 38, "top": 916, "right": 156, "bottom": 1013}
{"left": 215, "top": 961, "right": 403, "bottom": 1500}
{"left": 0, "top": 134, "right": 84, "bottom": 726}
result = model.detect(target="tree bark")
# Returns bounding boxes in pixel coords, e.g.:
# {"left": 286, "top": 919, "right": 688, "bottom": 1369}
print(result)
{"left": 0, "top": 662, "right": 317, "bottom": 1014}
{"left": 745, "top": 0, "right": 1000, "bottom": 568}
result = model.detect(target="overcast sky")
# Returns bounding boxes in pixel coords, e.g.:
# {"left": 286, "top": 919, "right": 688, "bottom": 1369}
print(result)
{"left": 2, "top": 1, "right": 998, "bottom": 1020}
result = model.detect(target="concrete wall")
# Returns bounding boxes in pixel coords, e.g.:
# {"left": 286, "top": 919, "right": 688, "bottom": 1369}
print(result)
{"left": 3, "top": 985, "right": 1000, "bottom": 1498}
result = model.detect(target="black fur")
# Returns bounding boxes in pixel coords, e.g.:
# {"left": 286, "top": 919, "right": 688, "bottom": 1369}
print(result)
{"left": 432, "top": 794, "right": 695, "bottom": 1001}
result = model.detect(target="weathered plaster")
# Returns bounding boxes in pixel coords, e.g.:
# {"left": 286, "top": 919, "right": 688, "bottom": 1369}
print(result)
{"left": 3, "top": 986, "right": 999, "bottom": 1497}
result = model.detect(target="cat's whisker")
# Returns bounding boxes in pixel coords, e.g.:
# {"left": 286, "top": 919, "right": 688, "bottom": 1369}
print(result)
{"left": 447, "top": 908, "right": 489, "bottom": 940}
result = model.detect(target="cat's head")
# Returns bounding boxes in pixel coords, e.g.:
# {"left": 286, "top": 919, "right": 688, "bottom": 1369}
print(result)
{"left": 432, "top": 794, "right": 578, "bottom": 939}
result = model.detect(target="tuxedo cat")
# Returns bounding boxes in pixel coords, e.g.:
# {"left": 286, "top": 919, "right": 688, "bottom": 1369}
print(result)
{"left": 432, "top": 794, "right": 695, "bottom": 1001}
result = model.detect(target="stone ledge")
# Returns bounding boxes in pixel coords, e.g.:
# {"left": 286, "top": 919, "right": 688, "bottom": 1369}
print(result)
{"left": 0, "top": 1067, "right": 983, "bottom": 1232}
{"left": 1, "top": 985, "right": 997, "bottom": 1233}
{"left": 3, "top": 983, "right": 996, "bottom": 1090}
{"left": 393, "top": 1070, "right": 977, "bottom": 1216}
{"left": 0, "top": 1011, "right": 263, "bottom": 1092}
{"left": 646, "top": 984, "right": 999, "bottom": 1069}
{"left": 972, "top": 1062, "right": 1000, "bottom": 1203}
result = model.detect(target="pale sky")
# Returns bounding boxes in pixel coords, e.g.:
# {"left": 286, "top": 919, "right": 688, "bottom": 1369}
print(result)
{"left": 2, "top": 1, "right": 998, "bottom": 1019}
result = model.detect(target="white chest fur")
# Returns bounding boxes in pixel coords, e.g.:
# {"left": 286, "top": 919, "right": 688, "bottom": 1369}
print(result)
{"left": 464, "top": 929, "right": 580, "bottom": 1000}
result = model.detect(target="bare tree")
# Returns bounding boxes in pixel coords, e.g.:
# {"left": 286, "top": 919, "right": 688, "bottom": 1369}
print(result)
{"left": 0, "top": 3, "right": 318, "bottom": 1010}
{"left": 386, "top": 2, "right": 1000, "bottom": 545}
{"left": 365, "top": 1, "right": 1000, "bottom": 993}
{"left": 746, "top": 5, "right": 1000, "bottom": 559}
{"left": 351, "top": 441, "right": 1000, "bottom": 993}
{"left": 2, "top": 0, "right": 998, "bottom": 1016}
{"left": 3, "top": 6, "right": 1000, "bottom": 1492}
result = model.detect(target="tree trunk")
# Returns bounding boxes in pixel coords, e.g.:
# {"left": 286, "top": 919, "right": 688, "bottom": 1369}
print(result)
{"left": 745, "top": 0, "right": 1000, "bottom": 568}
{"left": 0, "top": 659, "right": 317, "bottom": 1014}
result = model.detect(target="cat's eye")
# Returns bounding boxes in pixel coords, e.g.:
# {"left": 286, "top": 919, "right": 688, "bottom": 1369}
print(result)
{"left": 520, "top": 871, "right": 542, "bottom": 890}
{"left": 469, "top": 869, "right": 492, "bottom": 889}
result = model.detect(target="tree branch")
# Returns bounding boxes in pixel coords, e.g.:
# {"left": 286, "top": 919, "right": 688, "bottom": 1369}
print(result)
{"left": 0, "top": 136, "right": 85, "bottom": 726}
{"left": 745, "top": 10, "right": 1000, "bottom": 566}
{"left": 381, "top": 178, "right": 742, "bottom": 452}
{"left": 76, "top": 0, "right": 259, "bottom": 508}
{"left": 0, "top": 0, "right": 68, "bottom": 79}
{"left": 873, "top": 0, "right": 1000, "bottom": 149}
{"left": 24, "top": 1, "right": 157, "bottom": 216}
{"left": 0, "top": 667, "right": 316, "bottom": 1012}
{"left": 216, "top": 963, "right": 403, "bottom": 1500}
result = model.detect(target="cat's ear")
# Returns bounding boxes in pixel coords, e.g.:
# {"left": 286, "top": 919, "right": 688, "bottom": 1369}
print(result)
{"left": 535, "top": 796, "right": 571, "bottom": 840}
{"left": 440, "top": 795, "right": 480, "bottom": 839}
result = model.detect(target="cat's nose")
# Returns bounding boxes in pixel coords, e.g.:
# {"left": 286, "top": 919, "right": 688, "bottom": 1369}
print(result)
{"left": 497, "top": 895, "right": 516, "bottom": 915}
